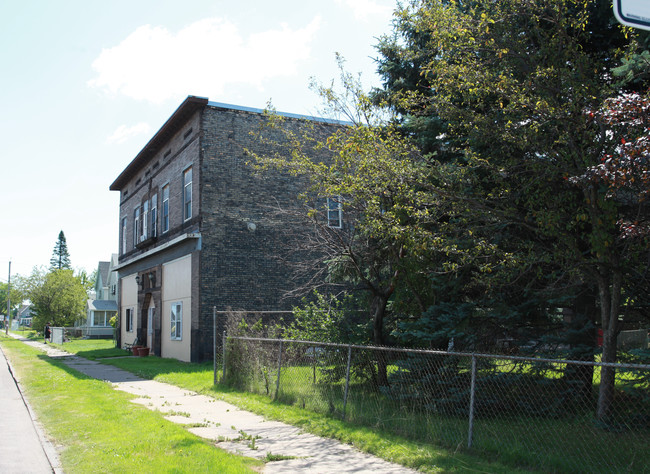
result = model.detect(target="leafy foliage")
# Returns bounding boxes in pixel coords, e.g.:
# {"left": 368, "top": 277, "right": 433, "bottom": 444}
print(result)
{"left": 374, "top": 0, "right": 650, "bottom": 419}
{"left": 250, "top": 63, "right": 510, "bottom": 356}
{"left": 285, "top": 292, "right": 369, "bottom": 344}
{"left": 0, "top": 281, "right": 23, "bottom": 319}
{"left": 30, "top": 269, "right": 87, "bottom": 330}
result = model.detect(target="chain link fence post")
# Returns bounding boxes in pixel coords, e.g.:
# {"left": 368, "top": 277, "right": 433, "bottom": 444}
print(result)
{"left": 213, "top": 306, "right": 217, "bottom": 385}
{"left": 221, "top": 330, "right": 227, "bottom": 383}
{"left": 275, "top": 339, "right": 283, "bottom": 400}
{"left": 342, "top": 345, "right": 353, "bottom": 420}
{"left": 312, "top": 345, "right": 317, "bottom": 384}
{"left": 467, "top": 354, "right": 477, "bottom": 449}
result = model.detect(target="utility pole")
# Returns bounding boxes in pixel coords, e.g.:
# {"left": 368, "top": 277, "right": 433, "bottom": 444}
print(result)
{"left": 5, "top": 261, "right": 10, "bottom": 335}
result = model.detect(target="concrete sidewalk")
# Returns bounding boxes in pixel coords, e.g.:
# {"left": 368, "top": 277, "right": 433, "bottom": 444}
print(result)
{"left": 0, "top": 342, "right": 61, "bottom": 474}
{"left": 13, "top": 337, "right": 415, "bottom": 473}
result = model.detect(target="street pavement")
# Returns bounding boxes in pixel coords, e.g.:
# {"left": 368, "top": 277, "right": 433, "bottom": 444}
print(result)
{"left": 0, "top": 342, "right": 61, "bottom": 473}
{"left": 5, "top": 336, "right": 415, "bottom": 473}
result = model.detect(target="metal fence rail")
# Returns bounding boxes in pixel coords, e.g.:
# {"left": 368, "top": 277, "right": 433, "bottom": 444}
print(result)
{"left": 219, "top": 335, "right": 650, "bottom": 473}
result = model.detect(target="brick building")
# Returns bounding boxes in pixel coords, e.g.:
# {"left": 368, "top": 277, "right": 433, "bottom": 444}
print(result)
{"left": 110, "top": 96, "right": 343, "bottom": 362}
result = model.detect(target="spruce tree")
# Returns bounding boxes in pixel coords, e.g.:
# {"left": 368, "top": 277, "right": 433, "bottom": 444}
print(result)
{"left": 50, "top": 230, "right": 72, "bottom": 270}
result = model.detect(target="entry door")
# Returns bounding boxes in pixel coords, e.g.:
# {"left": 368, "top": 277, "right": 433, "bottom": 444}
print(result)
{"left": 147, "top": 306, "right": 155, "bottom": 348}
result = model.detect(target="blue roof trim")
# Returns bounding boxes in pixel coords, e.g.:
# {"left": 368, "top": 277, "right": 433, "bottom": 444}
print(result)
{"left": 206, "top": 100, "right": 352, "bottom": 126}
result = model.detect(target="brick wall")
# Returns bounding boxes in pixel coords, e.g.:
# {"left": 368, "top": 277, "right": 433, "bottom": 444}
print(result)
{"left": 113, "top": 100, "right": 345, "bottom": 361}
{"left": 117, "top": 110, "right": 202, "bottom": 262}
{"left": 197, "top": 105, "right": 342, "bottom": 359}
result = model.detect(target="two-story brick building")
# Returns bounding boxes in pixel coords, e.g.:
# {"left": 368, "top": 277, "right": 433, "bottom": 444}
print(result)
{"left": 110, "top": 96, "right": 343, "bottom": 362}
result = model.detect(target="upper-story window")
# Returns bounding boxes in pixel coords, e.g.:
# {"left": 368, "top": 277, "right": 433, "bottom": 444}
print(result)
{"left": 162, "top": 184, "right": 170, "bottom": 233}
{"left": 134, "top": 207, "right": 141, "bottom": 245}
{"left": 327, "top": 196, "right": 342, "bottom": 228}
{"left": 121, "top": 217, "right": 127, "bottom": 254}
{"left": 183, "top": 167, "right": 192, "bottom": 221}
{"left": 142, "top": 200, "right": 149, "bottom": 240}
{"left": 150, "top": 193, "right": 158, "bottom": 238}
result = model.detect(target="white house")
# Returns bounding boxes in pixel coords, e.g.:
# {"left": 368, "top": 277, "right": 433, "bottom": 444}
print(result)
{"left": 79, "top": 254, "right": 118, "bottom": 338}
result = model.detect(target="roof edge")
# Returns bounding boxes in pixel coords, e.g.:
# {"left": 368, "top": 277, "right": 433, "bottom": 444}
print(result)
{"left": 109, "top": 96, "right": 209, "bottom": 191}
{"left": 109, "top": 96, "right": 350, "bottom": 192}
{"left": 207, "top": 101, "right": 352, "bottom": 125}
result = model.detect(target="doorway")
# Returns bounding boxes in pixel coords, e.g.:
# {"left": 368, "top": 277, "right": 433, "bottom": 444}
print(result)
{"left": 147, "top": 304, "right": 155, "bottom": 349}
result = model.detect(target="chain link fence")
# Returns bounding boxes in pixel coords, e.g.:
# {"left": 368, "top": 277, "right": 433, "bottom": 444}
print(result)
{"left": 218, "top": 335, "right": 650, "bottom": 473}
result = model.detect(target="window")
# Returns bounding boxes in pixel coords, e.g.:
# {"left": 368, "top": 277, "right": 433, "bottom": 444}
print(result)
{"left": 134, "top": 207, "right": 141, "bottom": 245}
{"left": 162, "top": 185, "right": 170, "bottom": 233}
{"left": 170, "top": 302, "right": 182, "bottom": 340}
{"left": 125, "top": 307, "right": 133, "bottom": 332}
{"left": 142, "top": 200, "right": 149, "bottom": 240}
{"left": 150, "top": 193, "right": 158, "bottom": 238}
{"left": 327, "top": 196, "right": 342, "bottom": 228}
{"left": 92, "top": 312, "right": 107, "bottom": 327}
{"left": 147, "top": 307, "right": 155, "bottom": 335}
{"left": 121, "top": 217, "right": 127, "bottom": 254}
{"left": 183, "top": 167, "right": 192, "bottom": 220}
{"left": 144, "top": 200, "right": 150, "bottom": 239}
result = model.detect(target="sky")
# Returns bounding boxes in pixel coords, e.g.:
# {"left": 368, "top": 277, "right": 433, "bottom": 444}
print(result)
{"left": 0, "top": 0, "right": 398, "bottom": 280}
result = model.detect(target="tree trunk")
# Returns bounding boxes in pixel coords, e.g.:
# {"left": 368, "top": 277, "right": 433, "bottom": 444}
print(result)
{"left": 595, "top": 267, "right": 622, "bottom": 422}
{"left": 597, "top": 331, "right": 618, "bottom": 421}
{"left": 562, "top": 290, "right": 596, "bottom": 406}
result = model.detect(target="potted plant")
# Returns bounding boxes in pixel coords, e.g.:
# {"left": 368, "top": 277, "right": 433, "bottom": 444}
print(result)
{"left": 137, "top": 347, "right": 150, "bottom": 357}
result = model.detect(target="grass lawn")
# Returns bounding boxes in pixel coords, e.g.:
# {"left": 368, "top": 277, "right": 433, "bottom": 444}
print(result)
{"left": 47, "top": 337, "right": 128, "bottom": 359}
{"left": 14, "top": 335, "right": 647, "bottom": 472}
{"left": 90, "top": 350, "right": 529, "bottom": 472}
{"left": 0, "top": 334, "right": 262, "bottom": 474}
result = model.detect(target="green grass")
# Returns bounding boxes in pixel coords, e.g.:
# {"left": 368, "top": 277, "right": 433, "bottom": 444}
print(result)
{"left": 100, "top": 354, "right": 529, "bottom": 473}
{"left": 217, "top": 344, "right": 650, "bottom": 473}
{"left": 14, "top": 336, "right": 649, "bottom": 473}
{"left": 49, "top": 337, "right": 129, "bottom": 359}
{"left": 10, "top": 328, "right": 38, "bottom": 339}
{"left": 238, "top": 363, "right": 648, "bottom": 472}
{"left": 0, "top": 335, "right": 261, "bottom": 474}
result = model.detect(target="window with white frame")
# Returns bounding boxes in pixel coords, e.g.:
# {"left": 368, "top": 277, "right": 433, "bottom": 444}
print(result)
{"left": 147, "top": 307, "right": 154, "bottom": 335}
{"left": 150, "top": 193, "right": 158, "bottom": 238}
{"left": 142, "top": 200, "right": 149, "bottom": 240}
{"left": 125, "top": 307, "right": 134, "bottom": 332}
{"left": 162, "top": 184, "right": 170, "bottom": 233}
{"left": 92, "top": 311, "right": 107, "bottom": 327}
{"left": 121, "top": 217, "right": 127, "bottom": 254}
{"left": 134, "top": 207, "right": 141, "bottom": 245}
{"left": 170, "top": 302, "right": 182, "bottom": 340}
{"left": 183, "top": 167, "right": 192, "bottom": 221}
{"left": 327, "top": 196, "right": 342, "bottom": 228}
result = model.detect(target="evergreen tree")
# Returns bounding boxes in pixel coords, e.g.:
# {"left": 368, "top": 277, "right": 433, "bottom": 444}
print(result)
{"left": 50, "top": 230, "right": 72, "bottom": 270}
{"left": 374, "top": 0, "right": 649, "bottom": 421}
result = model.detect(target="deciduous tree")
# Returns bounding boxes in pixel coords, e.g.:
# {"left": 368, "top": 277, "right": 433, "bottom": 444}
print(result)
{"left": 250, "top": 64, "right": 507, "bottom": 383}
{"left": 30, "top": 269, "right": 86, "bottom": 330}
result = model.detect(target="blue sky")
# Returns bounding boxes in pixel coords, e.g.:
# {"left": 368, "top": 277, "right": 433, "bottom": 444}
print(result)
{"left": 0, "top": 0, "right": 396, "bottom": 279}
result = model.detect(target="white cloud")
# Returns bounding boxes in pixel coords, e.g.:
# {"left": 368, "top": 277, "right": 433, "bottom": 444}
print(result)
{"left": 88, "top": 17, "right": 321, "bottom": 104}
{"left": 335, "top": 0, "right": 394, "bottom": 21}
{"left": 106, "top": 122, "right": 151, "bottom": 144}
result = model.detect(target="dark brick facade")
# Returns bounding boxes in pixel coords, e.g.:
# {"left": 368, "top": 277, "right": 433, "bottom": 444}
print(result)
{"left": 110, "top": 97, "right": 344, "bottom": 362}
